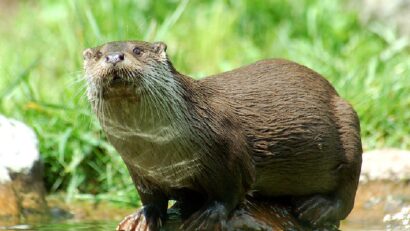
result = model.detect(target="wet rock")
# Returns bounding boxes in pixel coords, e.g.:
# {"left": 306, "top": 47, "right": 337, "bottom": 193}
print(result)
{"left": 117, "top": 198, "right": 336, "bottom": 231}
{"left": 0, "top": 115, "right": 48, "bottom": 223}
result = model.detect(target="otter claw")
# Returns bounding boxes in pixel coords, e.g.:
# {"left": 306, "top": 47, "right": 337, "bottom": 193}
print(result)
{"left": 294, "top": 195, "right": 341, "bottom": 228}
{"left": 116, "top": 206, "right": 162, "bottom": 231}
{"left": 182, "top": 202, "right": 228, "bottom": 231}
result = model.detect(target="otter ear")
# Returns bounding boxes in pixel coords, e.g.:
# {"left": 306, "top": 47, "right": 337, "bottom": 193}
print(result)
{"left": 83, "top": 48, "right": 93, "bottom": 60}
{"left": 152, "top": 42, "right": 167, "bottom": 56}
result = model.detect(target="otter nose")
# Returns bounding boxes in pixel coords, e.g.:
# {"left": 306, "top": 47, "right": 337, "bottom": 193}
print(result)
{"left": 105, "top": 52, "right": 124, "bottom": 65}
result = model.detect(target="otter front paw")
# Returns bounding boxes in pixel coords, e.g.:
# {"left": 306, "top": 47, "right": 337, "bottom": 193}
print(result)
{"left": 116, "top": 205, "right": 164, "bottom": 231}
{"left": 293, "top": 195, "right": 341, "bottom": 228}
{"left": 181, "top": 201, "right": 228, "bottom": 231}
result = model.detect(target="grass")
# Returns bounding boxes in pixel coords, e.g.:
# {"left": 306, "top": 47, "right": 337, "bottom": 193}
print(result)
{"left": 0, "top": 0, "right": 409, "bottom": 203}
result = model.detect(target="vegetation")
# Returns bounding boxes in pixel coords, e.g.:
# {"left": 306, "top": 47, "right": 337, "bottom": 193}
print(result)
{"left": 0, "top": 0, "right": 408, "bottom": 204}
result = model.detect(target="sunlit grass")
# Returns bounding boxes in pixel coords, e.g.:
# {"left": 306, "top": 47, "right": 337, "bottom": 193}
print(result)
{"left": 0, "top": 0, "right": 408, "bottom": 203}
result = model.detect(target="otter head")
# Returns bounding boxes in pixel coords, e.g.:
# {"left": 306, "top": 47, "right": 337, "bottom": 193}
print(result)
{"left": 83, "top": 41, "right": 173, "bottom": 101}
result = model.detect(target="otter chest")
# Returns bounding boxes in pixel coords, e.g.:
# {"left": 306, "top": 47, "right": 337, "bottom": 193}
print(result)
{"left": 104, "top": 123, "right": 201, "bottom": 188}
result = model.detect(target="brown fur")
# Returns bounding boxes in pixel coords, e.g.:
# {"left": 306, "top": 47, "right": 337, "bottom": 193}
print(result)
{"left": 84, "top": 41, "right": 362, "bottom": 230}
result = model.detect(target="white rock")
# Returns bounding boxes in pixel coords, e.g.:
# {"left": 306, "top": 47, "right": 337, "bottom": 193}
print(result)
{"left": 360, "top": 148, "right": 410, "bottom": 182}
{"left": 0, "top": 115, "right": 40, "bottom": 183}
{"left": 359, "top": 0, "right": 410, "bottom": 37}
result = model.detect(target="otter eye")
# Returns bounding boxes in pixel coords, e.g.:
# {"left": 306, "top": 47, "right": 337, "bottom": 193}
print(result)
{"left": 133, "top": 47, "right": 143, "bottom": 55}
{"left": 96, "top": 51, "right": 103, "bottom": 58}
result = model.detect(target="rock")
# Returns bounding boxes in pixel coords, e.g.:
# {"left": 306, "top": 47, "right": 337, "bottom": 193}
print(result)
{"left": 117, "top": 197, "right": 339, "bottom": 231}
{"left": 360, "top": 148, "right": 410, "bottom": 182}
{"left": 358, "top": 0, "right": 410, "bottom": 37}
{"left": 0, "top": 115, "right": 48, "bottom": 223}
{"left": 383, "top": 206, "right": 410, "bottom": 230}
{"left": 0, "top": 182, "right": 19, "bottom": 219}
{"left": 346, "top": 180, "right": 410, "bottom": 229}
{"left": 343, "top": 149, "right": 410, "bottom": 229}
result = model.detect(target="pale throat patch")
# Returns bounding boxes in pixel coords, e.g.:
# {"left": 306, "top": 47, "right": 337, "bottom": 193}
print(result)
{"left": 88, "top": 62, "right": 205, "bottom": 187}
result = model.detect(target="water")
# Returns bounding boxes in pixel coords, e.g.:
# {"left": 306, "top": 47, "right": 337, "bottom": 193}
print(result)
{"left": 0, "top": 221, "right": 117, "bottom": 231}
{"left": 2, "top": 183, "right": 409, "bottom": 231}
{"left": 0, "top": 219, "right": 407, "bottom": 231}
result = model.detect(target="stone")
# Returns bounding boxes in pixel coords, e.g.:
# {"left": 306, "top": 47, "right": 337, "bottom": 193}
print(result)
{"left": 343, "top": 149, "right": 410, "bottom": 229}
{"left": 0, "top": 115, "right": 48, "bottom": 223}
{"left": 117, "top": 197, "right": 338, "bottom": 231}
{"left": 358, "top": 0, "right": 410, "bottom": 37}
{"left": 360, "top": 148, "right": 410, "bottom": 182}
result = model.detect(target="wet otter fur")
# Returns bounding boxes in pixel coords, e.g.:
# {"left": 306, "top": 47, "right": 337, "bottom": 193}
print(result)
{"left": 83, "top": 41, "right": 362, "bottom": 230}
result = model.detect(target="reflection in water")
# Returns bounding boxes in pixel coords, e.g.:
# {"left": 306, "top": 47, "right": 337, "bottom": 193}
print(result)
{"left": 383, "top": 206, "right": 410, "bottom": 230}
{"left": 0, "top": 221, "right": 116, "bottom": 231}
{"left": 1, "top": 219, "right": 409, "bottom": 231}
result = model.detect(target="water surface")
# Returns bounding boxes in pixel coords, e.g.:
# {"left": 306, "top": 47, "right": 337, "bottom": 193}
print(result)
{"left": 0, "top": 221, "right": 116, "bottom": 231}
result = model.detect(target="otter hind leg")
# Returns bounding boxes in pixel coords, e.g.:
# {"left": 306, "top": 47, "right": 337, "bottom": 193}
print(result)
{"left": 292, "top": 194, "right": 342, "bottom": 229}
{"left": 330, "top": 98, "right": 362, "bottom": 220}
{"left": 170, "top": 189, "right": 206, "bottom": 219}
{"left": 293, "top": 98, "right": 362, "bottom": 228}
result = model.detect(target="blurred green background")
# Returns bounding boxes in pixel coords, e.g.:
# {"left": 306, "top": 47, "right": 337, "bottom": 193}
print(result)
{"left": 0, "top": 0, "right": 408, "bottom": 204}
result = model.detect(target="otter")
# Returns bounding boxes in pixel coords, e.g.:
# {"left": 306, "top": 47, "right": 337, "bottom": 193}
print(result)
{"left": 83, "top": 41, "right": 362, "bottom": 230}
